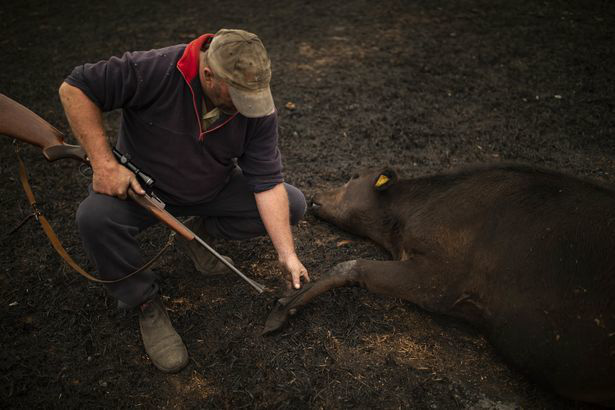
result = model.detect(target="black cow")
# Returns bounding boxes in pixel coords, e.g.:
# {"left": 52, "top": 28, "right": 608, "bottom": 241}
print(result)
{"left": 265, "top": 164, "right": 615, "bottom": 406}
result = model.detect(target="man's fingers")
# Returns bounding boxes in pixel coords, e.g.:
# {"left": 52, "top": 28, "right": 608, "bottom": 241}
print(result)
{"left": 281, "top": 258, "right": 309, "bottom": 290}
{"left": 92, "top": 164, "right": 142, "bottom": 199}
{"left": 293, "top": 275, "right": 301, "bottom": 289}
{"left": 292, "top": 267, "right": 310, "bottom": 289}
{"left": 130, "top": 176, "right": 145, "bottom": 195}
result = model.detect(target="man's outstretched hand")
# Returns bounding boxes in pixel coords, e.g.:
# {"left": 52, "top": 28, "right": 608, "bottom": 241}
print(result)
{"left": 279, "top": 253, "right": 310, "bottom": 289}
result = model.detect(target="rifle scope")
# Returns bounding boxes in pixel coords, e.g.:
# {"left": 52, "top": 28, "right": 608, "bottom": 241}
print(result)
{"left": 112, "top": 148, "right": 155, "bottom": 187}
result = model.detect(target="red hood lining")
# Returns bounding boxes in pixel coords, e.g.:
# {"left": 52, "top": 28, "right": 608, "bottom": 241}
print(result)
{"left": 176, "top": 34, "right": 214, "bottom": 82}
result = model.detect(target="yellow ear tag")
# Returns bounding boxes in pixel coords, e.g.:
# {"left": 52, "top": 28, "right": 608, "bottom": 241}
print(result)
{"left": 375, "top": 174, "right": 390, "bottom": 188}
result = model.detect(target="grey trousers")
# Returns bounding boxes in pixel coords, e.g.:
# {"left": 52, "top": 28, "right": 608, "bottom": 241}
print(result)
{"left": 76, "top": 168, "right": 307, "bottom": 308}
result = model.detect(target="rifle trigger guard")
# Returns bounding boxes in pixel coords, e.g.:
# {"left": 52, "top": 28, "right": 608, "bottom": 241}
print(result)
{"left": 78, "top": 163, "right": 93, "bottom": 178}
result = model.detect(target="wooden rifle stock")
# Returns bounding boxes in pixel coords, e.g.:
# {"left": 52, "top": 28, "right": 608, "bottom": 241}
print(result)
{"left": 43, "top": 143, "right": 89, "bottom": 163}
{"left": 0, "top": 94, "right": 88, "bottom": 163}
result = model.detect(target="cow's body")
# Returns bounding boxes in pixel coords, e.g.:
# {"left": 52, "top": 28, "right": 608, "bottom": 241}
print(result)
{"left": 265, "top": 164, "right": 615, "bottom": 406}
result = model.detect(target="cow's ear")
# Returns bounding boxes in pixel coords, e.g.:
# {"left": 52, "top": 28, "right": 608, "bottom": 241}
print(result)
{"left": 373, "top": 168, "right": 398, "bottom": 191}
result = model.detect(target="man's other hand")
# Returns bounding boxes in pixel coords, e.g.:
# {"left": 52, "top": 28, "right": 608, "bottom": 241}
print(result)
{"left": 279, "top": 253, "right": 310, "bottom": 289}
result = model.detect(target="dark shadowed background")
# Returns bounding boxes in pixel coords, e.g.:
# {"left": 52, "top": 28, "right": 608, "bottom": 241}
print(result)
{"left": 1, "top": 0, "right": 613, "bottom": 408}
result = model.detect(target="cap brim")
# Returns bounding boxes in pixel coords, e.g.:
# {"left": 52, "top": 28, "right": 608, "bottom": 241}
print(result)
{"left": 228, "top": 85, "right": 275, "bottom": 118}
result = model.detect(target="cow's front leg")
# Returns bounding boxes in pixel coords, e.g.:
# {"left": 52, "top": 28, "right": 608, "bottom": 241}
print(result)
{"left": 263, "top": 256, "right": 462, "bottom": 334}
{"left": 263, "top": 260, "right": 360, "bottom": 334}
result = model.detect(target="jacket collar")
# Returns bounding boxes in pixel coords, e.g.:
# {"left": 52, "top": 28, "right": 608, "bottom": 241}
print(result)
{"left": 176, "top": 34, "right": 238, "bottom": 138}
{"left": 177, "top": 34, "right": 213, "bottom": 82}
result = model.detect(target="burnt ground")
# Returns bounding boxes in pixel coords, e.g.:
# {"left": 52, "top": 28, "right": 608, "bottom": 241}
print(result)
{"left": 1, "top": 0, "right": 614, "bottom": 408}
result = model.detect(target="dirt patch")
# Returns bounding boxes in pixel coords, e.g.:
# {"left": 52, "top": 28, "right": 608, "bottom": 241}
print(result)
{"left": 1, "top": 0, "right": 613, "bottom": 408}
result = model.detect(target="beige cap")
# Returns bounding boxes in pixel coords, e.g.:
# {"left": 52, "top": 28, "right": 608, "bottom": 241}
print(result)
{"left": 206, "top": 29, "right": 274, "bottom": 118}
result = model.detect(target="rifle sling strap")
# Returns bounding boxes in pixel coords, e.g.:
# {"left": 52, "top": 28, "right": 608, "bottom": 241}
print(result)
{"left": 16, "top": 148, "right": 173, "bottom": 284}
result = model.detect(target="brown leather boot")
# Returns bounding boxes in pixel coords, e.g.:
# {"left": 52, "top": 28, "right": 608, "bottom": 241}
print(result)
{"left": 139, "top": 296, "right": 188, "bottom": 373}
{"left": 177, "top": 217, "right": 234, "bottom": 275}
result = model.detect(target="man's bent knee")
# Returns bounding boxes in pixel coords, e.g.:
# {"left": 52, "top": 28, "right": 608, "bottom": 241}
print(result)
{"left": 76, "top": 194, "right": 109, "bottom": 236}
{"left": 285, "top": 184, "right": 307, "bottom": 225}
{"left": 76, "top": 191, "right": 150, "bottom": 237}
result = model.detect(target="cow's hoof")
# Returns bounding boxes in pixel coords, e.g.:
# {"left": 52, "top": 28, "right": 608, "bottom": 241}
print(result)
{"left": 262, "top": 297, "right": 291, "bottom": 335}
{"left": 262, "top": 283, "right": 315, "bottom": 335}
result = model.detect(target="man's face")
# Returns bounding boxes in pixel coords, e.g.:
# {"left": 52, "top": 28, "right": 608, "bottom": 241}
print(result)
{"left": 202, "top": 67, "right": 237, "bottom": 115}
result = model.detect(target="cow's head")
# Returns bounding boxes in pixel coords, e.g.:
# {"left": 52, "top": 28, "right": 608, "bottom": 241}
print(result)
{"left": 312, "top": 167, "right": 399, "bottom": 237}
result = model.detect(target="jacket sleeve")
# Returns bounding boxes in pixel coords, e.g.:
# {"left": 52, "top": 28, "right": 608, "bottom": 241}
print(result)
{"left": 238, "top": 112, "right": 284, "bottom": 193}
{"left": 63, "top": 51, "right": 156, "bottom": 112}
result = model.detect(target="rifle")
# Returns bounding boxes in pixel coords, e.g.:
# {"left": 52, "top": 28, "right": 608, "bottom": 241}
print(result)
{"left": 0, "top": 93, "right": 266, "bottom": 293}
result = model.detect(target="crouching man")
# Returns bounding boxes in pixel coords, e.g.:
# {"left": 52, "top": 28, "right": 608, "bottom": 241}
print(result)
{"left": 59, "top": 29, "right": 310, "bottom": 372}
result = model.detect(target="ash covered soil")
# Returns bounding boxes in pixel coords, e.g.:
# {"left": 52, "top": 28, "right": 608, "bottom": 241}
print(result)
{"left": 1, "top": 0, "right": 614, "bottom": 408}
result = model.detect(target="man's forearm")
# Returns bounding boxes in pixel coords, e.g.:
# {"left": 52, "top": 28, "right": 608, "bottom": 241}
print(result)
{"left": 254, "top": 183, "right": 296, "bottom": 260}
{"left": 59, "top": 82, "right": 143, "bottom": 198}
{"left": 255, "top": 183, "right": 309, "bottom": 288}
{"left": 58, "top": 82, "right": 114, "bottom": 171}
